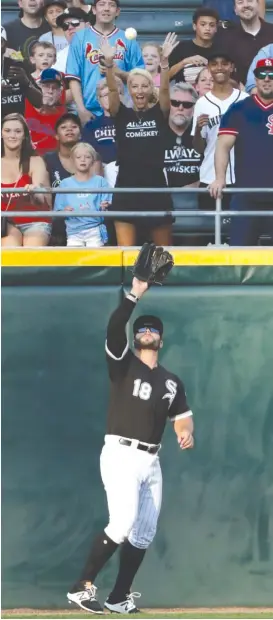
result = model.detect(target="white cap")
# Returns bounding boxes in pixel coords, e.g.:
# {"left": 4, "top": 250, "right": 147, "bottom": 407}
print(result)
{"left": 1, "top": 25, "right": 7, "bottom": 41}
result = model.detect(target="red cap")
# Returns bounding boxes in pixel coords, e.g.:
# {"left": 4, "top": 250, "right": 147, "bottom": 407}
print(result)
{"left": 254, "top": 58, "right": 273, "bottom": 75}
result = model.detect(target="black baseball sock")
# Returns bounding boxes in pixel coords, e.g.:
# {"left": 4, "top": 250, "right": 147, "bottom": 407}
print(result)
{"left": 75, "top": 531, "right": 118, "bottom": 586}
{"left": 108, "top": 540, "right": 147, "bottom": 603}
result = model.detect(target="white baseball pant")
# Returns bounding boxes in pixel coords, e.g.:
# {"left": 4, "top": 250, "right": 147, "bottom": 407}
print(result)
{"left": 100, "top": 435, "right": 162, "bottom": 549}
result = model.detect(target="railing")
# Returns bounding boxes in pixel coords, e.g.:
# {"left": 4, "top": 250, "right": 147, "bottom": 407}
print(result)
{"left": 2, "top": 186, "right": 273, "bottom": 246}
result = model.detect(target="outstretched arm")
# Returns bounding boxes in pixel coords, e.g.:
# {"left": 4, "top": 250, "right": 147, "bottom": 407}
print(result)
{"left": 100, "top": 37, "right": 121, "bottom": 117}
{"left": 106, "top": 278, "right": 148, "bottom": 359}
{"left": 159, "top": 32, "right": 179, "bottom": 116}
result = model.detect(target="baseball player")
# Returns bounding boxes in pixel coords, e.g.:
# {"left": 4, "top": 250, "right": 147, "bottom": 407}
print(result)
{"left": 66, "top": 0, "right": 144, "bottom": 122}
{"left": 67, "top": 275, "right": 194, "bottom": 614}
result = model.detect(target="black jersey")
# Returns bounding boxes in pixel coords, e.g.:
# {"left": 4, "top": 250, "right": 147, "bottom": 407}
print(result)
{"left": 164, "top": 123, "right": 202, "bottom": 187}
{"left": 105, "top": 297, "right": 191, "bottom": 445}
{"left": 114, "top": 101, "right": 168, "bottom": 171}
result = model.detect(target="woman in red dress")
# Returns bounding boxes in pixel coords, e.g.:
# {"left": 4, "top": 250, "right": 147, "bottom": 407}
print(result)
{"left": 1, "top": 113, "right": 52, "bottom": 247}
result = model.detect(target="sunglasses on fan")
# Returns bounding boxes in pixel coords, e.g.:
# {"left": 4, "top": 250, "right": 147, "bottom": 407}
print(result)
{"left": 62, "top": 19, "right": 83, "bottom": 30}
{"left": 170, "top": 99, "right": 195, "bottom": 109}
{"left": 256, "top": 71, "right": 273, "bottom": 80}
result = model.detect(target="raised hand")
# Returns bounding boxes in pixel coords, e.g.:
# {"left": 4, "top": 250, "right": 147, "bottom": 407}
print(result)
{"left": 161, "top": 32, "right": 179, "bottom": 62}
{"left": 131, "top": 277, "right": 149, "bottom": 299}
{"left": 99, "top": 36, "right": 117, "bottom": 64}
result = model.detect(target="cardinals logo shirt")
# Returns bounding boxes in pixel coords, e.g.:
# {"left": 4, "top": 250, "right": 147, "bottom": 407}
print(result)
{"left": 66, "top": 25, "right": 144, "bottom": 116}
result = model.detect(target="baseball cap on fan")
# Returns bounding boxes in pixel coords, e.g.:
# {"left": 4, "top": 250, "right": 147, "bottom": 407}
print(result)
{"left": 133, "top": 315, "right": 164, "bottom": 337}
{"left": 254, "top": 58, "right": 273, "bottom": 76}
{"left": 39, "top": 68, "right": 63, "bottom": 83}
{"left": 56, "top": 6, "right": 91, "bottom": 27}
{"left": 42, "top": 0, "right": 67, "bottom": 14}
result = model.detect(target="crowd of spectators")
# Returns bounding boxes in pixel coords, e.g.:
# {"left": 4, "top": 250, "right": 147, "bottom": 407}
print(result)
{"left": 1, "top": 0, "right": 273, "bottom": 247}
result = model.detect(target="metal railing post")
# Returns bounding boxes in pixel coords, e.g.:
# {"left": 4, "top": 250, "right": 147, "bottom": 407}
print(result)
{"left": 215, "top": 196, "right": 222, "bottom": 246}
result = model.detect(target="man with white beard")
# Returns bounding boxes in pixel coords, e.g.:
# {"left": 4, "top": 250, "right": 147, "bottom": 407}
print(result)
{"left": 164, "top": 82, "right": 202, "bottom": 189}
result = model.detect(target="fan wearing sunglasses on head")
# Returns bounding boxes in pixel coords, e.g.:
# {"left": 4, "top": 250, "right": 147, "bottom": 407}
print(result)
{"left": 67, "top": 245, "right": 194, "bottom": 615}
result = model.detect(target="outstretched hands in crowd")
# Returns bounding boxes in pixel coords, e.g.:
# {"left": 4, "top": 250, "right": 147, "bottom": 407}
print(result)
{"left": 160, "top": 32, "right": 179, "bottom": 63}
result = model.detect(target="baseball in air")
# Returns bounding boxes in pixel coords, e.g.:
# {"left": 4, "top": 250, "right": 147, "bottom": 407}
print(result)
{"left": 125, "top": 27, "right": 137, "bottom": 40}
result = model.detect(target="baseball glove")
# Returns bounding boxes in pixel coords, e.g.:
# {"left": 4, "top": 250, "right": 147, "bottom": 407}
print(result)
{"left": 132, "top": 242, "right": 174, "bottom": 285}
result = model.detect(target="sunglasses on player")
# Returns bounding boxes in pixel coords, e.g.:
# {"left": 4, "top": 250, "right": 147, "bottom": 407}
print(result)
{"left": 170, "top": 99, "right": 195, "bottom": 109}
{"left": 137, "top": 327, "right": 160, "bottom": 334}
{"left": 256, "top": 71, "right": 273, "bottom": 80}
{"left": 62, "top": 19, "right": 83, "bottom": 30}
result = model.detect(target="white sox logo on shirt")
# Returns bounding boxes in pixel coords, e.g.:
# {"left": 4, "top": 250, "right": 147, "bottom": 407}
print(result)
{"left": 266, "top": 114, "right": 273, "bottom": 135}
{"left": 162, "top": 380, "right": 177, "bottom": 409}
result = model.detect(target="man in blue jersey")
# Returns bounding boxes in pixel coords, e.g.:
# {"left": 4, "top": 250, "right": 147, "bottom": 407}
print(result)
{"left": 66, "top": 0, "right": 144, "bottom": 124}
{"left": 245, "top": 43, "right": 273, "bottom": 93}
{"left": 209, "top": 58, "right": 273, "bottom": 245}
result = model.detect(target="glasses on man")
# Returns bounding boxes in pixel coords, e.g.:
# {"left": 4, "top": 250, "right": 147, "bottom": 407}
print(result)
{"left": 137, "top": 327, "right": 160, "bottom": 334}
{"left": 170, "top": 99, "right": 195, "bottom": 109}
{"left": 62, "top": 19, "right": 83, "bottom": 30}
{"left": 256, "top": 71, "right": 273, "bottom": 80}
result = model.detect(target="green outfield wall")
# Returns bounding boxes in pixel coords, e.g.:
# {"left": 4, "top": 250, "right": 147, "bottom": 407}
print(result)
{"left": 2, "top": 249, "right": 273, "bottom": 609}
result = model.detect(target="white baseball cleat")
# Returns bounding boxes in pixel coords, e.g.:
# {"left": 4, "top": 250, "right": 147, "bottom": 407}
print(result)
{"left": 104, "top": 592, "right": 141, "bottom": 614}
{"left": 67, "top": 583, "right": 103, "bottom": 614}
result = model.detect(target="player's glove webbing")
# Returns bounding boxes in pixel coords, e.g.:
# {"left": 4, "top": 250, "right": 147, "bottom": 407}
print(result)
{"left": 132, "top": 242, "right": 174, "bottom": 285}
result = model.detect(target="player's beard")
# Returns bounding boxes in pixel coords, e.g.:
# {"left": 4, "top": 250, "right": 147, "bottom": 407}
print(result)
{"left": 134, "top": 338, "right": 161, "bottom": 351}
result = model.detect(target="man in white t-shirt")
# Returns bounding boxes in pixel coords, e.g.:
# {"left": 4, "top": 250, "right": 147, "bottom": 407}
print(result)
{"left": 192, "top": 51, "right": 248, "bottom": 211}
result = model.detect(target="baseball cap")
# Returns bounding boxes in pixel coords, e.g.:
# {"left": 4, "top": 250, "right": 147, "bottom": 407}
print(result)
{"left": 55, "top": 112, "right": 82, "bottom": 131}
{"left": 56, "top": 6, "right": 91, "bottom": 27}
{"left": 40, "top": 68, "right": 63, "bottom": 84}
{"left": 133, "top": 315, "right": 163, "bottom": 337}
{"left": 93, "top": 0, "right": 120, "bottom": 5}
{"left": 42, "top": 0, "right": 67, "bottom": 14}
{"left": 207, "top": 51, "right": 234, "bottom": 64}
{"left": 1, "top": 26, "right": 7, "bottom": 41}
{"left": 254, "top": 58, "right": 273, "bottom": 75}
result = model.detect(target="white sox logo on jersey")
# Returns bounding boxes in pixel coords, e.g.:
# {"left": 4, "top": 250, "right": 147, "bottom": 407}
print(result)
{"left": 162, "top": 379, "right": 177, "bottom": 409}
{"left": 266, "top": 114, "right": 273, "bottom": 135}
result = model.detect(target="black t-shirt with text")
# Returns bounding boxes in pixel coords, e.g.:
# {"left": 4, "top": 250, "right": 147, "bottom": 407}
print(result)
{"left": 114, "top": 101, "right": 169, "bottom": 171}
{"left": 169, "top": 40, "right": 218, "bottom": 82}
{"left": 164, "top": 123, "right": 202, "bottom": 187}
{"left": 5, "top": 18, "right": 48, "bottom": 64}
{"left": 1, "top": 57, "right": 36, "bottom": 118}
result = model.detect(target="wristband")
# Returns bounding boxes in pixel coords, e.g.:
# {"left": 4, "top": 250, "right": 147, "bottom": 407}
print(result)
{"left": 126, "top": 293, "right": 139, "bottom": 303}
{"left": 105, "top": 63, "right": 114, "bottom": 69}
{"left": 160, "top": 64, "right": 169, "bottom": 71}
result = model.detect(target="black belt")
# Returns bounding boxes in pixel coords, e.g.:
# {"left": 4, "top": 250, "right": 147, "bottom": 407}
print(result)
{"left": 119, "top": 438, "right": 160, "bottom": 454}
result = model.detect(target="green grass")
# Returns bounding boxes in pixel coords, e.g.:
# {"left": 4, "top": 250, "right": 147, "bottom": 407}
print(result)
{"left": 2, "top": 614, "right": 273, "bottom": 619}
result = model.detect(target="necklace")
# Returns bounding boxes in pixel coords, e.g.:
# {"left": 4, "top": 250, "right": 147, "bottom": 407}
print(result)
{"left": 135, "top": 107, "right": 149, "bottom": 125}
